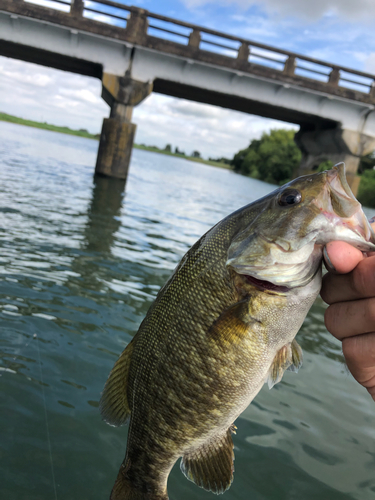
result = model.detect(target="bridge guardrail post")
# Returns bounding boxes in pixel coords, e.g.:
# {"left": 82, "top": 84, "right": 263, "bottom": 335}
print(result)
{"left": 328, "top": 68, "right": 340, "bottom": 87}
{"left": 237, "top": 42, "right": 249, "bottom": 62}
{"left": 370, "top": 81, "right": 375, "bottom": 99}
{"left": 70, "top": 0, "right": 84, "bottom": 18}
{"left": 283, "top": 56, "right": 296, "bottom": 76}
{"left": 188, "top": 29, "right": 201, "bottom": 49}
{"left": 125, "top": 8, "right": 148, "bottom": 43}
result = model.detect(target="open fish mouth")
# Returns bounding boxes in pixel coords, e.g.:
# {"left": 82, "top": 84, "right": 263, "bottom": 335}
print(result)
{"left": 240, "top": 274, "right": 290, "bottom": 293}
{"left": 315, "top": 163, "right": 375, "bottom": 249}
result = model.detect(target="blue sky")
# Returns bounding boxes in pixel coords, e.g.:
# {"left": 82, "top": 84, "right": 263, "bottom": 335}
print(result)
{"left": 1, "top": 0, "right": 375, "bottom": 158}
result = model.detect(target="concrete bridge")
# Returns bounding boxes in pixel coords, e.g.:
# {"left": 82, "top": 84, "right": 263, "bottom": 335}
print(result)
{"left": 1, "top": 0, "right": 375, "bottom": 189}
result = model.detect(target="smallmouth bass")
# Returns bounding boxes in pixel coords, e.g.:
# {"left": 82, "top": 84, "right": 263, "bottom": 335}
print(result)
{"left": 100, "top": 164, "right": 375, "bottom": 499}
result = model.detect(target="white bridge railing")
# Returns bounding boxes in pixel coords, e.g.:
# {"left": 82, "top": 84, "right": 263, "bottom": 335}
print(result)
{"left": 4, "top": 0, "right": 375, "bottom": 102}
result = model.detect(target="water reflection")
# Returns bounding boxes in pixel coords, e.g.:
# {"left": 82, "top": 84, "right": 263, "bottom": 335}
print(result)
{"left": 83, "top": 175, "right": 125, "bottom": 255}
{"left": 1, "top": 123, "right": 375, "bottom": 500}
{"left": 67, "top": 175, "right": 127, "bottom": 295}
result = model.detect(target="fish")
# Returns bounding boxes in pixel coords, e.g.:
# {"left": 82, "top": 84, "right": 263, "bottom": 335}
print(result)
{"left": 100, "top": 164, "right": 375, "bottom": 500}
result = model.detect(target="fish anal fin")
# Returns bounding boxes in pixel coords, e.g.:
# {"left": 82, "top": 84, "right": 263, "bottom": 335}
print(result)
{"left": 267, "top": 339, "right": 303, "bottom": 389}
{"left": 100, "top": 340, "right": 134, "bottom": 427}
{"left": 180, "top": 426, "right": 235, "bottom": 494}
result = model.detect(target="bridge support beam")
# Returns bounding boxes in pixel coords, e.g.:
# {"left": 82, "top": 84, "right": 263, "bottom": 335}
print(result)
{"left": 294, "top": 127, "right": 375, "bottom": 193}
{"left": 95, "top": 73, "right": 152, "bottom": 181}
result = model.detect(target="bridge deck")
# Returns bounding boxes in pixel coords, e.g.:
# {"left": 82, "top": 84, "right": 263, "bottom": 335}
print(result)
{"left": 0, "top": 0, "right": 375, "bottom": 105}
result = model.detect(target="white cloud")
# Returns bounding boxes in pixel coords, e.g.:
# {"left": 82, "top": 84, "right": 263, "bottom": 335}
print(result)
{"left": 133, "top": 94, "right": 297, "bottom": 158}
{"left": 364, "top": 53, "right": 375, "bottom": 73}
{"left": 25, "top": 0, "right": 69, "bottom": 12}
{"left": 0, "top": 57, "right": 109, "bottom": 132}
{"left": 0, "top": 56, "right": 299, "bottom": 159}
{"left": 183, "top": 0, "right": 375, "bottom": 21}
{"left": 59, "top": 88, "right": 100, "bottom": 104}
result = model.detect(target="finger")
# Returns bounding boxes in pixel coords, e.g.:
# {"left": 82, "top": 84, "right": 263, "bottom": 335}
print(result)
{"left": 323, "top": 241, "right": 364, "bottom": 274}
{"left": 321, "top": 255, "right": 375, "bottom": 304}
{"left": 342, "top": 333, "right": 375, "bottom": 401}
{"left": 324, "top": 297, "right": 375, "bottom": 340}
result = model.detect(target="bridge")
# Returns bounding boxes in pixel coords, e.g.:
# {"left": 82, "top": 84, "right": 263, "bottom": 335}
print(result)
{"left": 1, "top": 0, "right": 375, "bottom": 189}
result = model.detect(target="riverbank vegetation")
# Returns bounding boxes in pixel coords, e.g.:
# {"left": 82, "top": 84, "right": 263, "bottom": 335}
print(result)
{"left": 230, "top": 129, "right": 375, "bottom": 208}
{"left": 134, "top": 143, "right": 230, "bottom": 168}
{"left": 231, "top": 129, "right": 301, "bottom": 185}
{"left": 0, "top": 112, "right": 99, "bottom": 139}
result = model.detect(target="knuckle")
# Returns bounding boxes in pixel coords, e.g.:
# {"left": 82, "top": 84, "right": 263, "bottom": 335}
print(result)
{"left": 324, "top": 304, "right": 341, "bottom": 336}
{"left": 320, "top": 275, "right": 334, "bottom": 304}
{"left": 352, "top": 258, "right": 375, "bottom": 297}
{"left": 365, "top": 298, "right": 375, "bottom": 327}
{"left": 342, "top": 333, "right": 375, "bottom": 387}
{"left": 342, "top": 337, "right": 358, "bottom": 364}
{"left": 352, "top": 265, "right": 369, "bottom": 296}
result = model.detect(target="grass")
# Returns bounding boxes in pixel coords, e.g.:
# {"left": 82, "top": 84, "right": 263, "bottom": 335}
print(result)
{"left": 0, "top": 112, "right": 99, "bottom": 139}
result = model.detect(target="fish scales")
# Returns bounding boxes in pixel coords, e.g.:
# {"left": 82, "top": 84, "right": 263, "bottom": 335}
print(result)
{"left": 100, "top": 165, "right": 375, "bottom": 500}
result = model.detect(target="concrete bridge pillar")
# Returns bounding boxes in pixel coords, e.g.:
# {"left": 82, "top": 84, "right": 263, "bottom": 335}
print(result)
{"left": 95, "top": 73, "right": 152, "bottom": 180}
{"left": 294, "top": 127, "right": 375, "bottom": 193}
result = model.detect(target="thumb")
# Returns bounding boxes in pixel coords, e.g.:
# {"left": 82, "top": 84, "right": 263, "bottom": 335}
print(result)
{"left": 323, "top": 220, "right": 375, "bottom": 274}
{"left": 324, "top": 241, "right": 364, "bottom": 274}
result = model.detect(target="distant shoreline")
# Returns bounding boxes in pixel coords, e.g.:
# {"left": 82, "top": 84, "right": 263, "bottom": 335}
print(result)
{"left": 0, "top": 111, "right": 99, "bottom": 140}
{"left": 0, "top": 112, "right": 230, "bottom": 170}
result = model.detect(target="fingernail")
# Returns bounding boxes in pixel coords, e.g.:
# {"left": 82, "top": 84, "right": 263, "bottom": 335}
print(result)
{"left": 323, "top": 246, "right": 337, "bottom": 273}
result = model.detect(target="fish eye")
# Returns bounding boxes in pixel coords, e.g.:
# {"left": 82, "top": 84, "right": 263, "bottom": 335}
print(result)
{"left": 278, "top": 189, "right": 302, "bottom": 207}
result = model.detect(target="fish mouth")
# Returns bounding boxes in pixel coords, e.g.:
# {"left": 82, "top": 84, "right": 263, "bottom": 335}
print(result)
{"left": 317, "top": 163, "right": 375, "bottom": 249}
{"left": 239, "top": 273, "right": 290, "bottom": 294}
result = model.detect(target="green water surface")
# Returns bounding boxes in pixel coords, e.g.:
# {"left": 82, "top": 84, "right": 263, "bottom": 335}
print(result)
{"left": 0, "top": 121, "right": 374, "bottom": 500}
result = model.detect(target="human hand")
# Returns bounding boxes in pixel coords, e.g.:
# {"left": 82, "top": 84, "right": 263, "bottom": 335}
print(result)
{"left": 320, "top": 223, "right": 375, "bottom": 401}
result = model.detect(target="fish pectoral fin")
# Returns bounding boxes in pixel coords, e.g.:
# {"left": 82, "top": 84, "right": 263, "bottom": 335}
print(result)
{"left": 180, "top": 426, "right": 235, "bottom": 494}
{"left": 267, "top": 340, "right": 303, "bottom": 389}
{"left": 208, "top": 300, "right": 255, "bottom": 346}
{"left": 267, "top": 339, "right": 303, "bottom": 389}
{"left": 99, "top": 340, "right": 134, "bottom": 427}
{"left": 287, "top": 339, "right": 303, "bottom": 373}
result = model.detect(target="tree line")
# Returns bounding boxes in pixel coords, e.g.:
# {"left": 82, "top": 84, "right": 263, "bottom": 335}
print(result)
{"left": 229, "top": 129, "right": 375, "bottom": 207}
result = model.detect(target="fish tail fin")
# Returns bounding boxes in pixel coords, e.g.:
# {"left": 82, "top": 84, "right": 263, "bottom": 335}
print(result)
{"left": 110, "top": 463, "right": 169, "bottom": 500}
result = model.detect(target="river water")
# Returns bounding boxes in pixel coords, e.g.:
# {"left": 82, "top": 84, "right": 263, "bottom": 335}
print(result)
{"left": 0, "top": 121, "right": 374, "bottom": 500}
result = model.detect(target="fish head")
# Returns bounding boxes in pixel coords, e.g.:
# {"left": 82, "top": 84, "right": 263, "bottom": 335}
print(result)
{"left": 227, "top": 163, "right": 375, "bottom": 291}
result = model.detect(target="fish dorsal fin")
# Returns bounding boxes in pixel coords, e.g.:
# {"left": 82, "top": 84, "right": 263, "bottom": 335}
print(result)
{"left": 100, "top": 340, "right": 134, "bottom": 427}
{"left": 180, "top": 426, "right": 235, "bottom": 494}
{"left": 267, "top": 339, "right": 303, "bottom": 389}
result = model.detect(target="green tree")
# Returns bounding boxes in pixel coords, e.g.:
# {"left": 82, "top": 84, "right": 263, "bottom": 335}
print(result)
{"left": 164, "top": 144, "right": 172, "bottom": 152}
{"left": 230, "top": 129, "right": 301, "bottom": 185}
{"left": 358, "top": 152, "right": 375, "bottom": 174}
{"left": 357, "top": 169, "right": 375, "bottom": 208}
{"left": 316, "top": 160, "right": 334, "bottom": 172}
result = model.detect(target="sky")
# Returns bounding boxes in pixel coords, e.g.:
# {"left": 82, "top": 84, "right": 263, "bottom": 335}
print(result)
{"left": 1, "top": 0, "right": 375, "bottom": 158}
